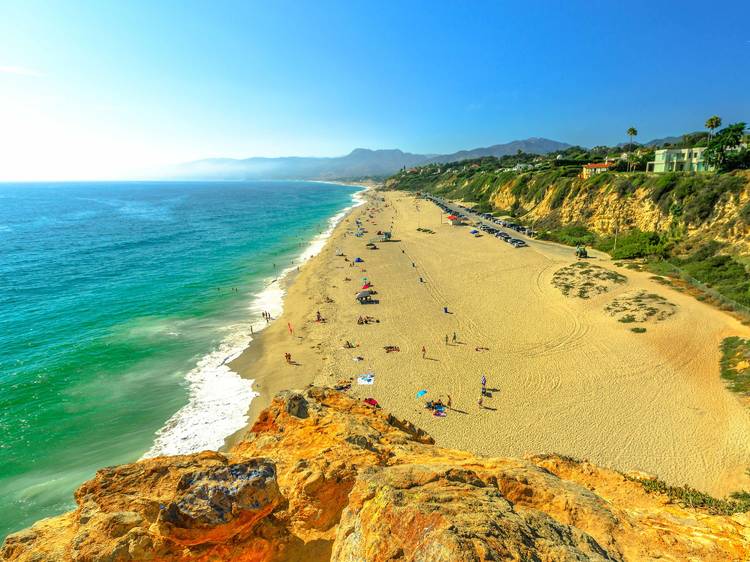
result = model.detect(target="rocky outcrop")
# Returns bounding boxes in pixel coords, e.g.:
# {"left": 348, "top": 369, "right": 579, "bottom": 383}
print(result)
{"left": 3, "top": 387, "right": 749, "bottom": 561}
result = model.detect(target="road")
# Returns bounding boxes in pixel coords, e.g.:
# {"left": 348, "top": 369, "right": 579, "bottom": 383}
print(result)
{"left": 419, "top": 193, "right": 610, "bottom": 262}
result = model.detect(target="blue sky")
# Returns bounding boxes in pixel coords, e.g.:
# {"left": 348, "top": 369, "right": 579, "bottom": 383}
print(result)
{"left": 1, "top": 0, "right": 748, "bottom": 179}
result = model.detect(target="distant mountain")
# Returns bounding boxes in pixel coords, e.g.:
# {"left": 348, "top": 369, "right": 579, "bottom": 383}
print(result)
{"left": 618, "top": 132, "right": 707, "bottom": 148}
{"left": 641, "top": 135, "right": 684, "bottom": 147}
{"left": 428, "top": 137, "right": 572, "bottom": 163}
{"left": 174, "top": 138, "right": 571, "bottom": 180}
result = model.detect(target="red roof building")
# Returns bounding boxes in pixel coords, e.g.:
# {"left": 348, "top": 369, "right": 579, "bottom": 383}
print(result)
{"left": 581, "top": 162, "right": 615, "bottom": 179}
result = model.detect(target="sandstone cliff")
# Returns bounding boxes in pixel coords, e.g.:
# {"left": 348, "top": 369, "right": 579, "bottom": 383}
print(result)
{"left": 3, "top": 388, "right": 749, "bottom": 561}
{"left": 386, "top": 169, "right": 750, "bottom": 254}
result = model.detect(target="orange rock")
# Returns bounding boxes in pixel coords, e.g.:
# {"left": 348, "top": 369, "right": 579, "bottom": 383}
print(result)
{"left": 2, "top": 387, "right": 749, "bottom": 561}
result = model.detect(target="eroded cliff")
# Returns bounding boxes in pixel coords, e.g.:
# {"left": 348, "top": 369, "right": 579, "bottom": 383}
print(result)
{"left": 386, "top": 169, "right": 750, "bottom": 254}
{"left": 2, "top": 388, "right": 749, "bottom": 561}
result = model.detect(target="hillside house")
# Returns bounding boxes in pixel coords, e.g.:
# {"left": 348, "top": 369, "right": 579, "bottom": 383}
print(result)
{"left": 580, "top": 162, "right": 615, "bottom": 179}
{"left": 646, "top": 147, "right": 709, "bottom": 173}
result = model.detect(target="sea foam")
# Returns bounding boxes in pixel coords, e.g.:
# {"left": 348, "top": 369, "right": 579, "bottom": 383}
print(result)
{"left": 141, "top": 186, "right": 367, "bottom": 458}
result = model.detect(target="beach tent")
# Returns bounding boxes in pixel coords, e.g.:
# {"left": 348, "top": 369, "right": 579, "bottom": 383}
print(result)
{"left": 354, "top": 257, "right": 364, "bottom": 263}
{"left": 470, "top": 229, "right": 479, "bottom": 234}
{"left": 447, "top": 215, "right": 458, "bottom": 220}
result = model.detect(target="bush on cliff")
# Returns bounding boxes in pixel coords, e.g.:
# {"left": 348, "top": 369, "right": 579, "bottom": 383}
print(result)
{"left": 539, "top": 225, "right": 597, "bottom": 247}
{"left": 670, "top": 243, "right": 750, "bottom": 307}
{"left": 596, "top": 229, "right": 668, "bottom": 260}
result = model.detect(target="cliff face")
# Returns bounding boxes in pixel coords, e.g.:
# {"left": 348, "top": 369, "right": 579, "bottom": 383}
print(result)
{"left": 386, "top": 170, "right": 750, "bottom": 254}
{"left": 3, "top": 388, "right": 749, "bottom": 561}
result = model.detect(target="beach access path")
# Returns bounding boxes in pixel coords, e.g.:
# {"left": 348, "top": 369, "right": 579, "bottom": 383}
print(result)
{"left": 229, "top": 189, "right": 750, "bottom": 497}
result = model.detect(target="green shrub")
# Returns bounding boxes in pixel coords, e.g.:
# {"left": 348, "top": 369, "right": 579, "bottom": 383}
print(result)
{"left": 720, "top": 337, "right": 750, "bottom": 394}
{"left": 539, "top": 225, "right": 598, "bottom": 247}
{"left": 626, "top": 476, "right": 750, "bottom": 515}
{"left": 596, "top": 229, "right": 667, "bottom": 259}
{"left": 671, "top": 243, "right": 750, "bottom": 307}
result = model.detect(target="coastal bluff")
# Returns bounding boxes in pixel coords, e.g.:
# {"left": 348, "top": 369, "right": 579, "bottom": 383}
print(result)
{"left": 3, "top": 388, "right": 748, "bottom": 561}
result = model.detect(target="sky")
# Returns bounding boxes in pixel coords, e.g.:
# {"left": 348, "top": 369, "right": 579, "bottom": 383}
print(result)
{"left": 1, "top": 0, "right": 749, "bottom": 180}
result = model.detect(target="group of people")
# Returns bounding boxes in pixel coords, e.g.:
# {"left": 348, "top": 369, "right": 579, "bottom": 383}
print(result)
{"left": 444, "top": 332, "right": 458, "bottom": 345}
{"left": 357, "top": 315, "right": 378, "bottom": 325}
{"left": 261, "top": 311, "right": 272, "bottom": 323}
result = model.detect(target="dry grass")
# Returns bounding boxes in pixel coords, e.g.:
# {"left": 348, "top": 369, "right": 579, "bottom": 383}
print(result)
{"left": 605, "top": 290, "right": 676, "bottom": 324}
{"left": 552, "top": 262, "right": 627, "bottom": 299}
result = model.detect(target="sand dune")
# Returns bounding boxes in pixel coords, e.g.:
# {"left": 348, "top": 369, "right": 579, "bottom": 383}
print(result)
{"left": 230, "top": 190, "right": 750, "bottom": 496}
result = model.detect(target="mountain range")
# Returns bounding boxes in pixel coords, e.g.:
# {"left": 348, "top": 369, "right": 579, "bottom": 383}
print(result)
{"left": 173, "top": 137, "right": 572, "bottom": 181}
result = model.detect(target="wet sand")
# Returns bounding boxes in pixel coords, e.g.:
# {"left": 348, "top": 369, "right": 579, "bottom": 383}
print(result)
{"left": 229, "top": 190, "right": 750, "bottom": 496}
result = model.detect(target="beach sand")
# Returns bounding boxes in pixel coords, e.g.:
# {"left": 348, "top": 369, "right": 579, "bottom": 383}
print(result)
{"left": 229, "top": 190, "right": 750, "bottom": 496}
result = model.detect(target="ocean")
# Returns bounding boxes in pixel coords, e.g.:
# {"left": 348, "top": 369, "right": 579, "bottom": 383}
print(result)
{"left": 0, "top": 180, "right": 362, "bottom": 540}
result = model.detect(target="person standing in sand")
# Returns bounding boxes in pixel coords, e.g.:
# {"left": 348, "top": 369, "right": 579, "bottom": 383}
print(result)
{"left": 481, "top": 375, "right": 487, "bottom": 396}
{"left": 452, "top": 332, "right": 457, "bottom": 343}
{"left": 445, "top": 334, "right": 448, "bottom": 345}
{"left": 422, "top": 345, "right": 426, "bottom": 359}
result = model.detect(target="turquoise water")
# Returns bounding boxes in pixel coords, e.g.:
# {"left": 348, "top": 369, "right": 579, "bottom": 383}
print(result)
{"left": 0, "top": 180, "right": 360, "bottom": 539}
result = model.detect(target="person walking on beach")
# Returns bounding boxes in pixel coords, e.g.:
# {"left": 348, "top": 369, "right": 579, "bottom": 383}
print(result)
{"left": 288, "top": 322, "right": 293, "bottom": 335}
{"left": 422, "top": 345, "right": 426, "bottom": 359}
{"left": 452, "top": 332, "right": 457, "bottom": 344}
{"left": 445, "top": 334, "right": 448, "bottom": 346}
{"left": 481, "top": 375, "right": 487, "bottom": 396}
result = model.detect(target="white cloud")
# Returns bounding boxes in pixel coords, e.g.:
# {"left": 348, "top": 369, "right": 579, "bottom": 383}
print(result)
{"left": 0, "top": 65, "right": 42, "bottom": 77}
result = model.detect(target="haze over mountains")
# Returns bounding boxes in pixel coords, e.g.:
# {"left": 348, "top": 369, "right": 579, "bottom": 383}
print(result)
{"left": 174, "top": 137, "right": 572, "bottom": 181}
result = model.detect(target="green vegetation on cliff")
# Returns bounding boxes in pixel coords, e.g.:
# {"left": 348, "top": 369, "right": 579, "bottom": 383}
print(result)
{"left": 720, "top": 336, "right": 750, "bottom": 395}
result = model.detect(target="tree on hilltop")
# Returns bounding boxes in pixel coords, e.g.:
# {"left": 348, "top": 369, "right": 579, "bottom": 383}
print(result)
{"left": 703, "top": 122, "right": 747, "bottom": 172}
{"left": 705, "top": 115, "right": 722, "bottom": 141}
{"left": 626, "top": 127, "right": 638, "bottom": 171}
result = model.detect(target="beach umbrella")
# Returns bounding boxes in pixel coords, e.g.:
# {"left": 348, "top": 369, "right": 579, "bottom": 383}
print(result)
{"left": 416, "top": 389, "right": 427, "bottom": 398}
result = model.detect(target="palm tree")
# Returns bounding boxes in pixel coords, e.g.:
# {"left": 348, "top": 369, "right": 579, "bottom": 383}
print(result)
{"left": 626, "top": 127, "right": 638, "bottom": 171}
{"left": 705, "top": 115, "right": 722, "bottom": 142}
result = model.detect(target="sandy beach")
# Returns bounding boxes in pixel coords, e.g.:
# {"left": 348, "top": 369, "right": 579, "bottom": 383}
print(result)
{"left": 229, "top": 189, "right": 750, "bottom": 496}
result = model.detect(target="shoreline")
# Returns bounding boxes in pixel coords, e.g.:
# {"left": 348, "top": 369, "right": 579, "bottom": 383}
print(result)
{"left": 143, "top": 181, "right": 369, "bottom": 459}
{"left": 221, "top": 184, "right": 371, "bottom": 450}
{"left": 225, "top": 188, "right": 750, "bottom": 496}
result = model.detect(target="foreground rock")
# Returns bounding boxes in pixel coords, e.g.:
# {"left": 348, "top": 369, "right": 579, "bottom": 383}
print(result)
{"left": 3, "top": 388, "right": 749, "bottom": 561}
